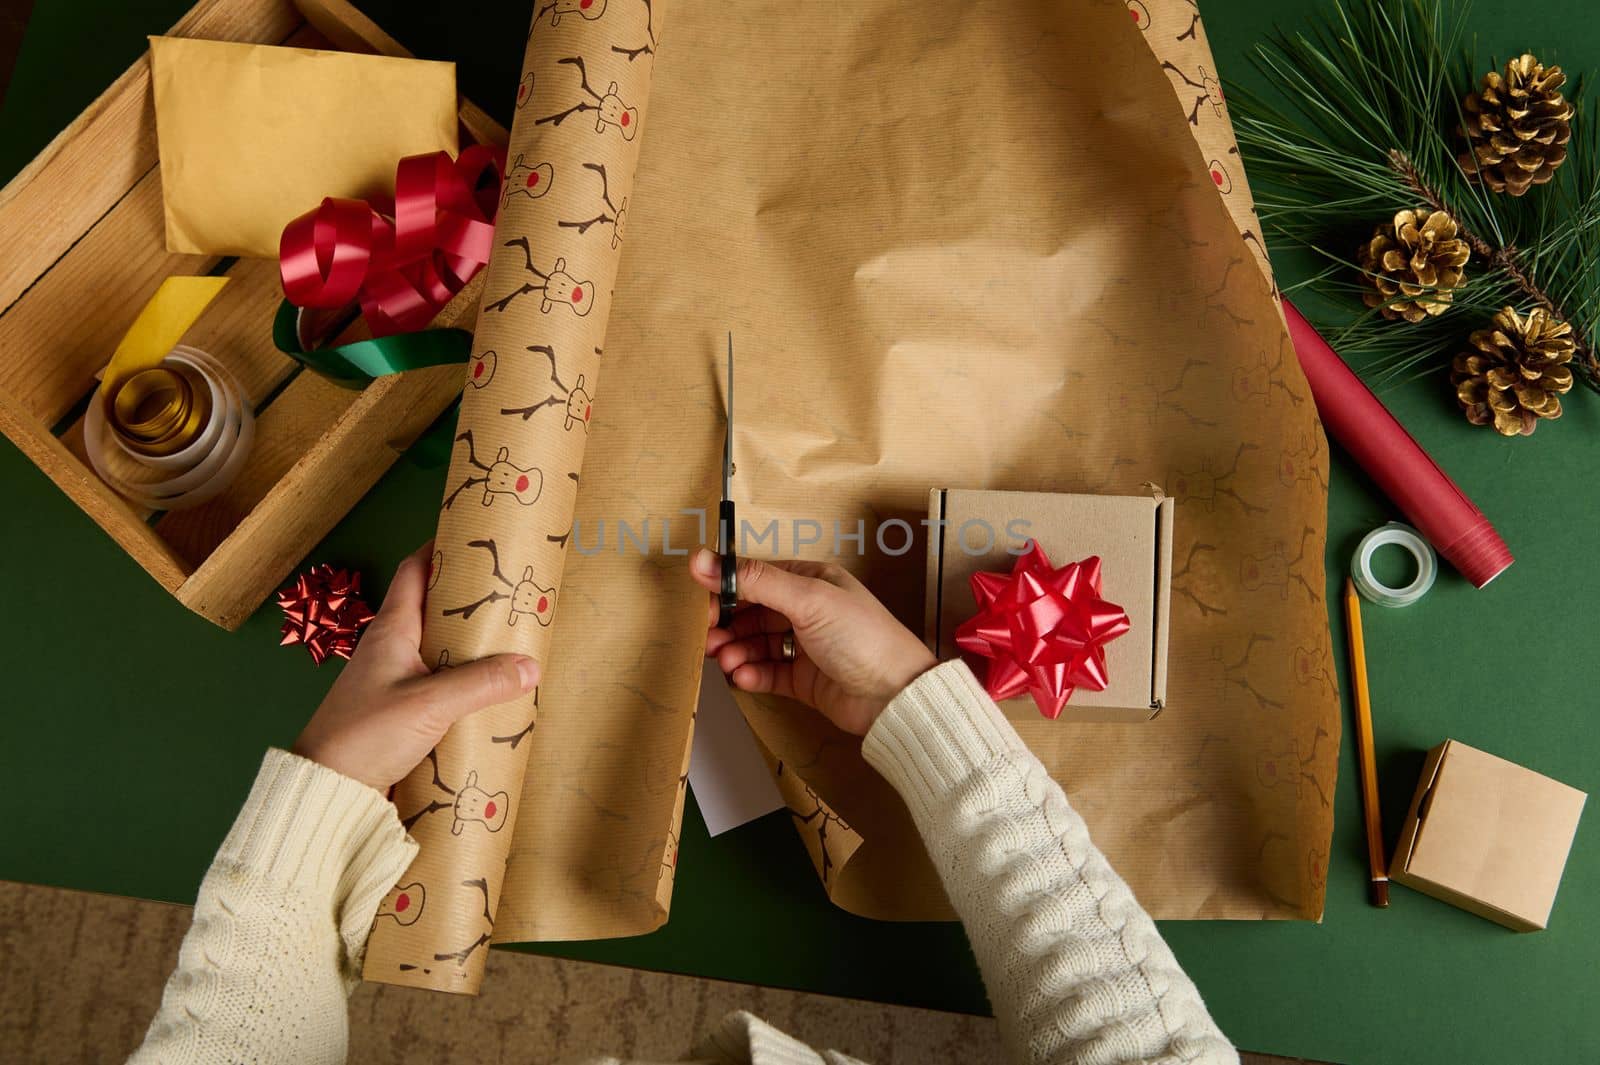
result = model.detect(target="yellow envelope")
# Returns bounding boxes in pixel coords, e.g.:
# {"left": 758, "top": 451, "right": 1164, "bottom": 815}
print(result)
{"left": 148, "top": 36, "right": 458, "bottom": 258}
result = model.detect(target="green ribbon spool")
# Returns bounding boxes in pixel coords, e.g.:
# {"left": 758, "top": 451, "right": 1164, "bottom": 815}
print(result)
{"left": 271, "top": 299, "right": 472, "bottom": 388}
{"left": 272, "top": 299, "right": 467, "bottom": 465}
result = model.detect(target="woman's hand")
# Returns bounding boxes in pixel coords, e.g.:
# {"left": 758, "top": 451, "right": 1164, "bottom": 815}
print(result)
{"left": 293, "top": 543, "right": 541, "bottom": 792}
{"left": 691, "top": 548, "right": 936, "bottom": 735}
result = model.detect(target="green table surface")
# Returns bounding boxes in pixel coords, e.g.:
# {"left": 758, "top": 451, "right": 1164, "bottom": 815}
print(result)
{"left": 3, "top": 2, "right": 1597, "bottom": 1062}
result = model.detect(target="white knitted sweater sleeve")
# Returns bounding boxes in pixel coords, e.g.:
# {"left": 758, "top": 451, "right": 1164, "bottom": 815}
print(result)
{"left": 861, "top": 660, "right": 1238, "bottom": 1065}
{"left": 128, "top": 749, "right": 417, "bottom": 1065}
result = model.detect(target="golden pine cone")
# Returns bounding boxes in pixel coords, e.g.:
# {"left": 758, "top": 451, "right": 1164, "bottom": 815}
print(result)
{"left": 1357, "top": 209, "right": 1470, "bottom": 323}
{"left": 1452, "top": 306, "right": 1575, "bottom": 436}
{"left": 1458, "top": 54, "right": 1573, "bottom": 196}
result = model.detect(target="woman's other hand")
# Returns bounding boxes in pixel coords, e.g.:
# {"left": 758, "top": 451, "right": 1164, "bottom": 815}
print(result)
{"left": 293, "top": 543, "right": 541, "bottom": 792}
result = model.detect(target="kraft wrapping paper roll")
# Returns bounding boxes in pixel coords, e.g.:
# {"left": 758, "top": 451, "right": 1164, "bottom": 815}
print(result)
{"left": 362, "top": 0, "right": 665, "bottom": 995}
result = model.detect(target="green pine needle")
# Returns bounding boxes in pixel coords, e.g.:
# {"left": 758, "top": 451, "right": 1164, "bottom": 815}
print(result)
{"left": 1230, "top": 0, "right": 1600, "bottom": 395}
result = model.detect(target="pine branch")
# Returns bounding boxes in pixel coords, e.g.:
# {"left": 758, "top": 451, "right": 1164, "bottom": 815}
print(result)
{"left": 1230, "top": 0, "right": 1600, "bottom": 394}
{"left": 1385, "top": 148, "right": 1596, "bottom": 374}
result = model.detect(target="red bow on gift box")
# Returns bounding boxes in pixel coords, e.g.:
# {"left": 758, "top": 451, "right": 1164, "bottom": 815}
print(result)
{"left": 279, "top": 146, "right": 505, "bottom": 337}
{"left": 954, "top": 542, "right": 1132, "bottom": 719}
{"left": 278, "top": 564, "right": 377, "bottom": 665}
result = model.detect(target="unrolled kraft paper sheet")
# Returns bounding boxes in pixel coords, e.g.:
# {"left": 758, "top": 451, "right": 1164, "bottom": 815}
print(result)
{"left": 368, "top": 0, "right": 1340, "bottom": 993}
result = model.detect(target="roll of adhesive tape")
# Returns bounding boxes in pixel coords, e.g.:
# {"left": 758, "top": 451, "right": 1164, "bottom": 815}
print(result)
{"left": 1352, "top": 523, "right": 1437, "bottom": 607}
{"left": 86, "top": 345, "right": 254, "bottom": 511}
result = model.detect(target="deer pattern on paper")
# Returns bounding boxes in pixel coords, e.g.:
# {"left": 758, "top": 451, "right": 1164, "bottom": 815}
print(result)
{"left": 375, "top": 882, "right": 426, "bottom": 926}
{"left": 441, "top": 430, "right": 543, "bottom": 510}
{"left": 501, "top": 153, "right": 555, "bottom": 210}
{"left": 773, "top": 759, "right": 861, "bottom": 888}
{"left": 439, "top": 538, "right": 557, "bottom": 628}
{"left": 434, "top": 878, "right": 497, "bottom": 967}
{"left": 484, "top": 237, "right": 595, "bottom": 316}
{"left": 559, "top": 163, "right": 627, "bottom": 248}
{"left": 611, "top": 0, "right": 656, "bottom": 62}
{"left": 1135, "top": 0, "right": 1277, "bottom": 300}
{"left": 369, "top": 2, "right": 663, "bottom": 984}
{"left": 533, "top": 56, "right": 638, "bottom": 140}
{"left": 400, "top": 750, "right": 512, "bottom": 837}
{"left": 499, "top": 344, "right": 592, "bottom": 432}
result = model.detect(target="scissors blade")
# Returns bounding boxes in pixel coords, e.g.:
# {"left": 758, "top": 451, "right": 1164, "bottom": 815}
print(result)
{"left": 723, "top": 332, "right": 734, "bottom": 499}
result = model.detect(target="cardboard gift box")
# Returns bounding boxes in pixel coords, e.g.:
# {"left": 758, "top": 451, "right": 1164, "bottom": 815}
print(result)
{"left": 924, "top": 488, "right": 1174, "bottom": 723}
{"left": 1389, "top": 739, "right": 1587, "bottom": 931}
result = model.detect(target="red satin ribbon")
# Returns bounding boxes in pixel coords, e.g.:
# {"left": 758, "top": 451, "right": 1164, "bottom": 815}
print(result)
{"left": 955, "top": 541, "right": 1132, "bottom": 719}
{"left": 279, "top": 146, "right": 505, "bottom": 337}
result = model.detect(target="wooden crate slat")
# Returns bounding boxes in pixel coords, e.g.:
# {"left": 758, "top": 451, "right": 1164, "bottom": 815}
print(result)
{"left": 177, "top": 363, "right": 462, "bottom": 629}
{"left": 0, "top": 181, "right": 303, "bottom": 431}
{"left": 292, "top": 0, "right": 406, "bottom": 58}
{"left": 171, "top": 276, "right": 482, "bottom": 627}
{"left": 418, "top": 269, "right": 485, "bottom": 333}
{"left": 159, "top": 273, "right": 482, "bottom": 580}
{"left": 184, "top": 256, "right": 304, "bottom": 402}
{"left": 0, "top": 175, "right": 212, "bottom": 424}
{"left": 156, "top": 369, "right": 357, "bottom": 568}
{"left": 0, "top": 0, "right": 304, "bottom": 314}
{"left": 458, "top": 101, "right": 509, "bottom": 150}
{"left": 0, "top": 390, "right": 191, "bottom": 591}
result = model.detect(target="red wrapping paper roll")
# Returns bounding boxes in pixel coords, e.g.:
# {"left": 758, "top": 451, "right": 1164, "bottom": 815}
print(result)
{"left": 1282, "top": 299, "right": 1513, "bottom": 587}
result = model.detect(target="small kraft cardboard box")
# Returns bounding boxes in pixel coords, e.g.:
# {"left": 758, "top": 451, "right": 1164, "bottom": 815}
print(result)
{"left": 1389, "top": 740, "right": 1587, "bottom": 931}
{"left": 924, "top": 489, "right": 1174, "bottom": 723}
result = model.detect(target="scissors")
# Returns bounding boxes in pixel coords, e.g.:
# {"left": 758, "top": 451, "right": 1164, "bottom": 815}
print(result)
{"left": 717, "top": 332, "right": 738, "bottom": 628}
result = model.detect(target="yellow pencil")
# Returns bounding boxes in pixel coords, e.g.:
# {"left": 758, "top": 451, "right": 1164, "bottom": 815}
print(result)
{"left": 1343, "top": 577, "right": 1389, "bottom": 908}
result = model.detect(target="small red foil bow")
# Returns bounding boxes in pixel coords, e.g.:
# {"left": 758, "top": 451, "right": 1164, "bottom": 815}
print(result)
{"left": 954, "top": 542, "right": 1132, "bottom": 719}
{"left": 278, "top": 565, "right": 376, "bottom": 665}
{"left": 279, "top": 146, "right": 505, "bottom": 337}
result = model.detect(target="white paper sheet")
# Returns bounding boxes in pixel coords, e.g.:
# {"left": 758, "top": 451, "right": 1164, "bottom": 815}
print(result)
{"left": 689, "top": 659, "right": 785, "bottom": 837}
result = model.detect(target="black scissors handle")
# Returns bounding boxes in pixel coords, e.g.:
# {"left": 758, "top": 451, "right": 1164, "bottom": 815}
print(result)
{"left": 717, "top": 498, "right": 737, "bottom": 628}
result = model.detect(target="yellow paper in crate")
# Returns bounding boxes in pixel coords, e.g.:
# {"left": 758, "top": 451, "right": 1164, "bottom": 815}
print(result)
{"left": 369, "top": 0, "right": 1337, "bottom": 990}
{"left": 98, "top": 276, "right": 228, "bottom": 454}
{"left": 148, "top": 37, "right": 458, "bottom": 258}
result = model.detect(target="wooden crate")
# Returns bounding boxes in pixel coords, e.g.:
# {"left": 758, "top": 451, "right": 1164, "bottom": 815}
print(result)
{"left": 0, "top": 0, "right": 505, "bottom": 630}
